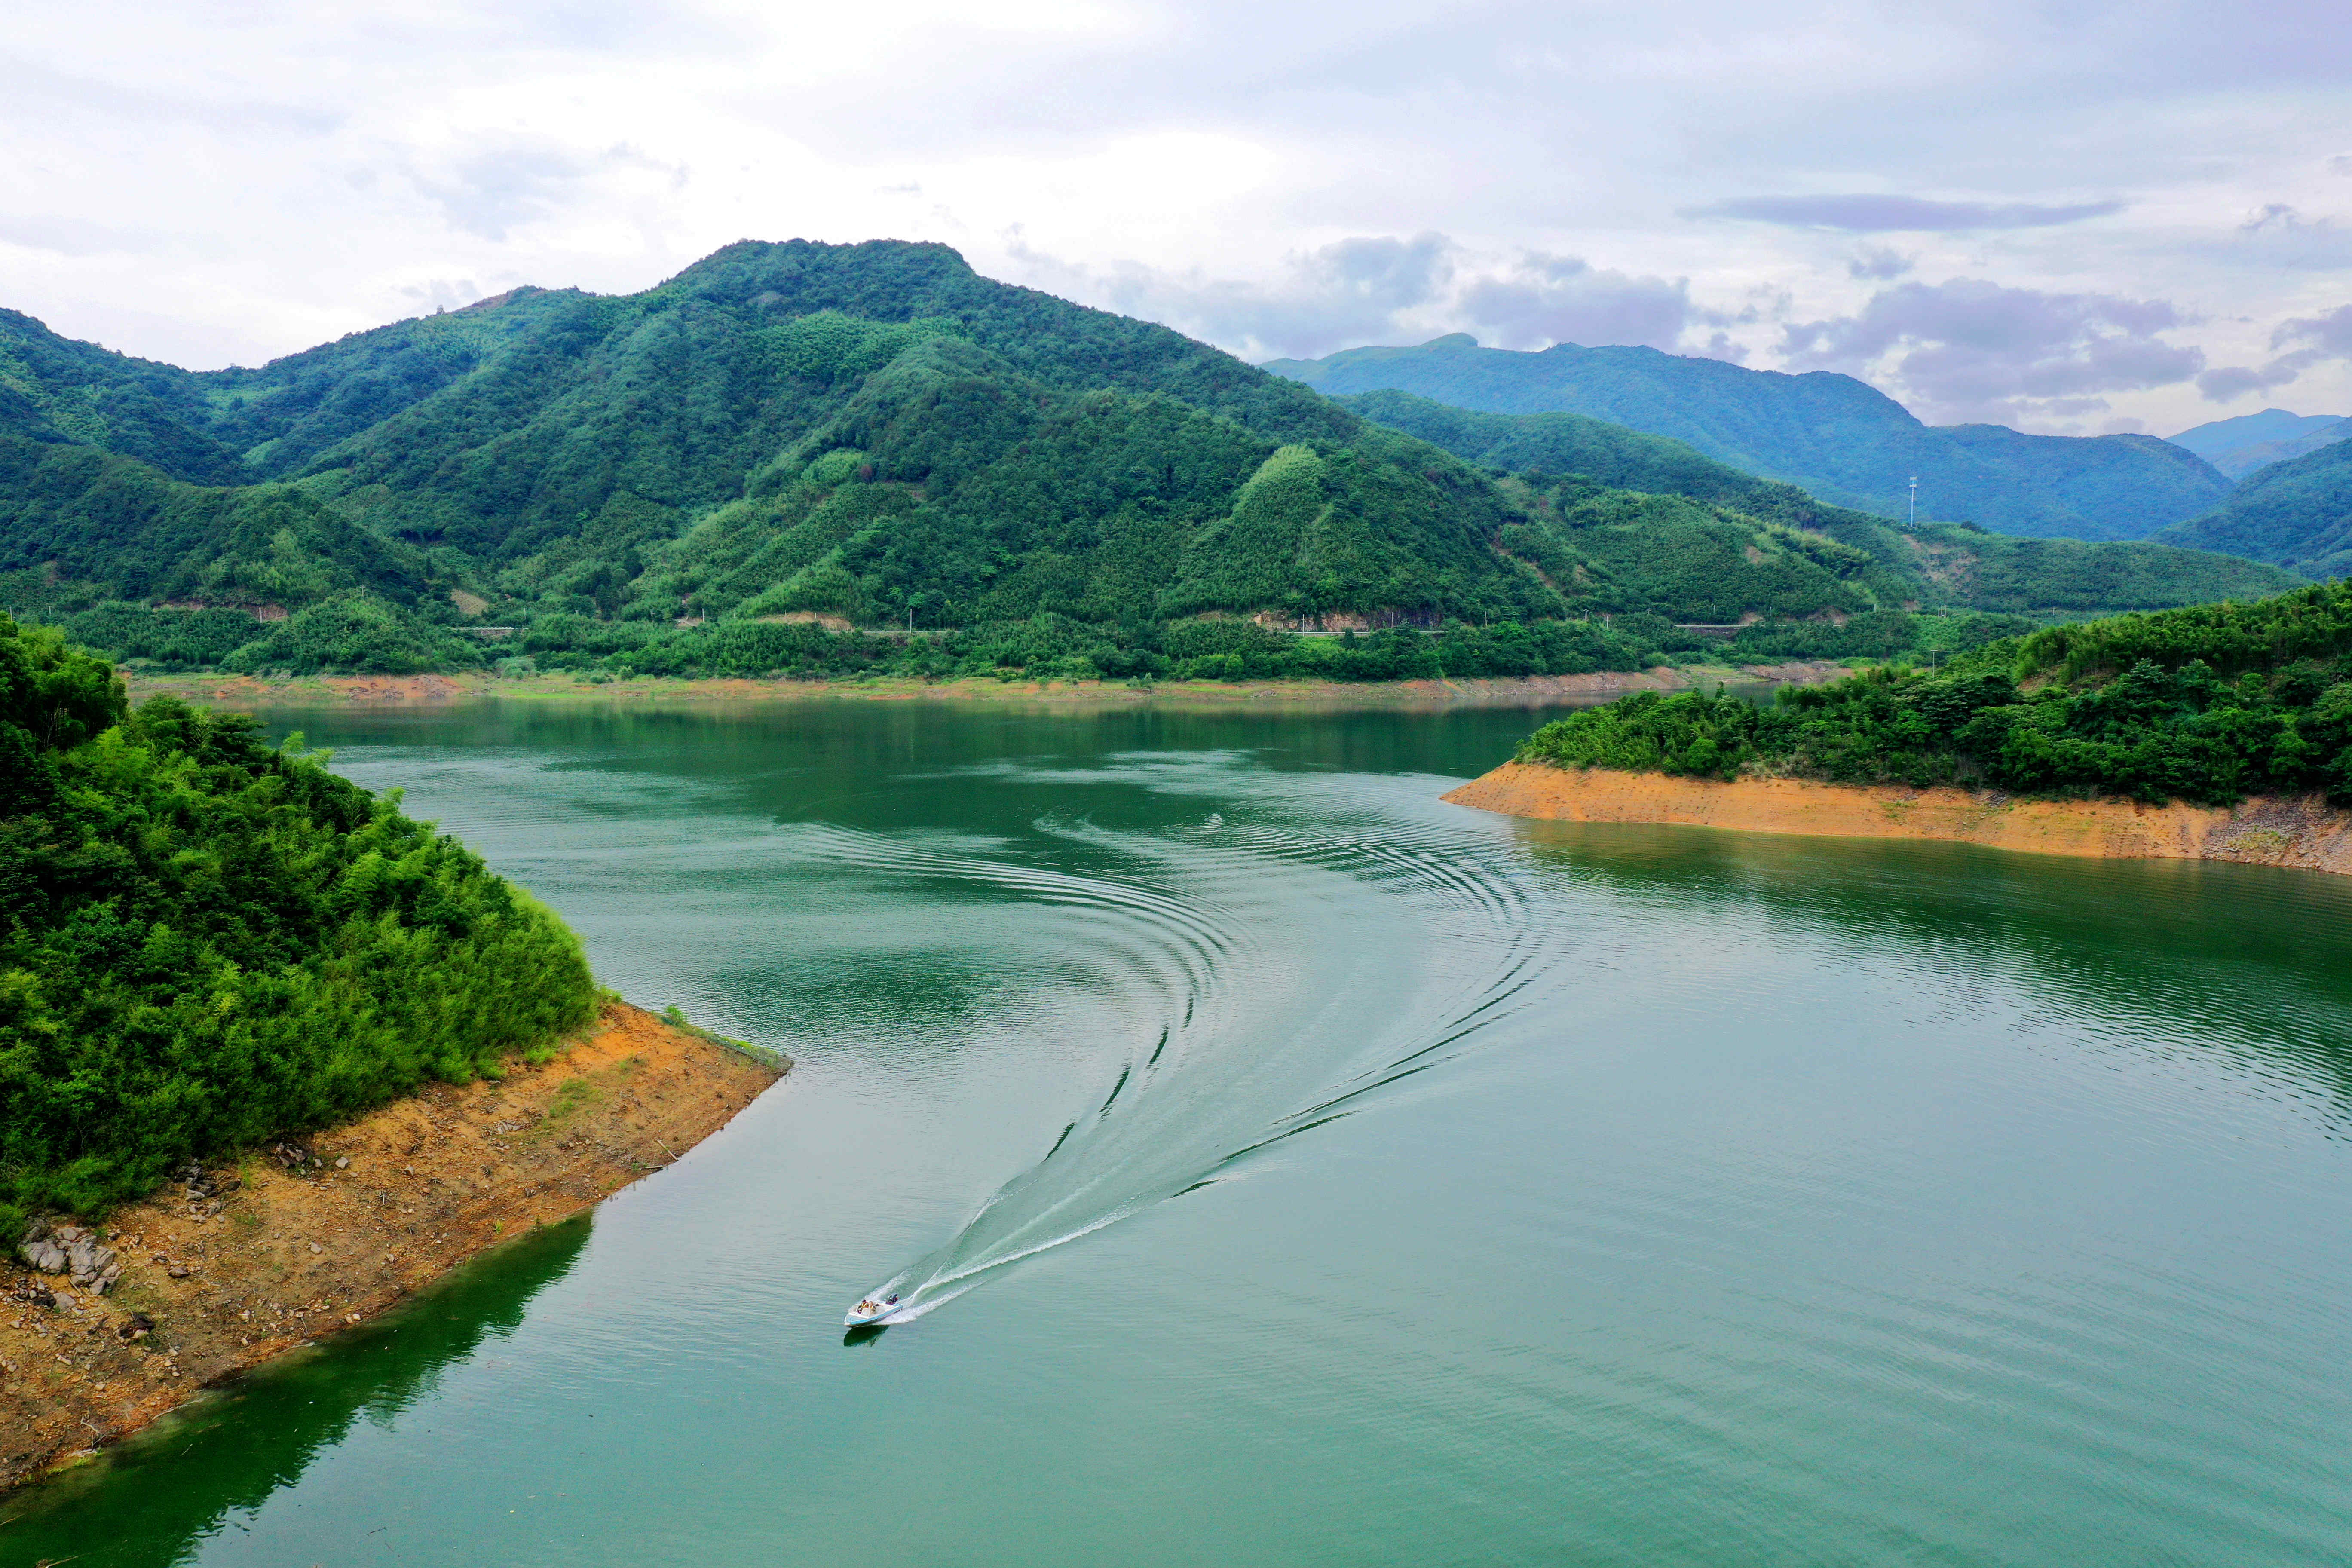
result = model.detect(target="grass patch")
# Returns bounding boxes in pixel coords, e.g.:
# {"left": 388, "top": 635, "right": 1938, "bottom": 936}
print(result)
{"left": 545, "top": 1077, "right": 602, "bottom": 1122}
{"left": 660, "top": 1006, "right": 790, "bottom": 1070}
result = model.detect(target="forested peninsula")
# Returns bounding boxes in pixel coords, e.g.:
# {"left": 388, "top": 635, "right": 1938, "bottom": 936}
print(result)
{"left": 0, "top": 617, "right": 782, "bottom": 1487}
{"left": 0, "top": 240, "right": 2300, "bottom": 690}
{"left": 1446, "top": 583, "right": 2352, "bottom": 875}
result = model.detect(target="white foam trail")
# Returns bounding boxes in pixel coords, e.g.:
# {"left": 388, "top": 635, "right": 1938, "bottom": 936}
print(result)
{"left": 837, "top": 775, "right": 1583, "bottom": 1328}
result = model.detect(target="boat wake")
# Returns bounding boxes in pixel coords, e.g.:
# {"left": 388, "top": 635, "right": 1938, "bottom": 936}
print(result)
{"left": 818, "top": 766, "right": 1576, "bottom": 1326}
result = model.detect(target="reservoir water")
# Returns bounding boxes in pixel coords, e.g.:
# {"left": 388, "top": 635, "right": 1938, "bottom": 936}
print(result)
{"left": 16, "top": 697, "right": 2352, "bottom": 1566}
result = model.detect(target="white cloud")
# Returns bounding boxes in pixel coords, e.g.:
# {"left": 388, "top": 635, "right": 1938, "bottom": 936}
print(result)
{"left": 1693, "top": 195, "right": 2125, "bottom": 232}
{"left": 1846, "top": 248, "right": 1915, "bottom": 281}
{"left": 1781, "top": 279, "right": 2207, "bottom": 426}
{"left": 1010, "top": 233, "right": 1713, "bottom": 362}
{"left": 0, "top": 0, "right": 2345, "bottom": 429}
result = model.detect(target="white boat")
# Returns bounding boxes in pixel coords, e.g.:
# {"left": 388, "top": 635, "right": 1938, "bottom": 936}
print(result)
{"left": 844, "top": 1292, "right": 903, "bottom": 1327}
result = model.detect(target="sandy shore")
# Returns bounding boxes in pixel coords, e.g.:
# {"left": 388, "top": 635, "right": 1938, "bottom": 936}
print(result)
{"left": 124, "top": 662, "right": 1851, "bottom": 712}
{"left": 0, "top": 1004, "right": 785, "bottom": 1492}
{"left": 1443, "top": 761, "right": 2352, "bottom": 876}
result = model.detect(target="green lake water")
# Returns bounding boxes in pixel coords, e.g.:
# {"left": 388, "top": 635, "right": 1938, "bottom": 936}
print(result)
{"left": 15, "top": 698, "right": 2352, "bottom": 1566}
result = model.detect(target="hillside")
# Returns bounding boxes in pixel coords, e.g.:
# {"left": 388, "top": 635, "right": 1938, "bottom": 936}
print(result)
{"left": 0, "top": 242, "right": 2298, "bottom": 682}
{"left": 0, "top": 309, "right": 249, "bottom": 484}
{"left": 1267, "top": 335, "right": 2235, "bottom": 541}
{"left": 1343, "top": 390, "right": 2301, "bottom": 660}
{"left": 2153, "top": 438, "right": 2352, "bottom": 579}
{"left": 2169, "top": 409, "right": 2352, "bottom": 479}
{"left": 1499, "top": 581, "right": 2352, "bottom": 808}
{"left": 0, "top": 616, "right": 600, "bottom": 1233}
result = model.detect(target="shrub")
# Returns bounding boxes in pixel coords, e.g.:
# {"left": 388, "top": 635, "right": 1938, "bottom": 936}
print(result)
{"left": 0, "top": 615, "right": 598, "bottom": 1220}
{"left": 1515, "top": 585, "right": 2352, "bottom": 807}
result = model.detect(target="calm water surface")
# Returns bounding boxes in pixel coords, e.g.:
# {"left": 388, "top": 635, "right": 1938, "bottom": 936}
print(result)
{"left": 17, "top": 698, "right": 2352, "bottom": 1566}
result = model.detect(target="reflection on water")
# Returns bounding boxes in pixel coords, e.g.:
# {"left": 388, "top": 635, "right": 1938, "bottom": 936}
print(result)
{"left": 7, "top": 1219, "right": 591, "bottom": 1566}
{"left": 1513, "top": 823, "right": 2352, "bottom": 1121}
{"left": 12, "top": 696, "right": 2352, "bottom": 1568}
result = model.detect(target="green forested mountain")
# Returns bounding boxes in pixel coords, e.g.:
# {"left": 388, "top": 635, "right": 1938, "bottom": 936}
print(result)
{"left": 2168, "top": 408, "right": 2351, "bottom": 479}
{"left": 0, "top": 309, "right": 249, "bottom": 484}
{"left": 1347, "top": 390, "right": 2299, "bottom": 616}
{"left": 1514, "top": 581, "right": 2352, "bottom": 807}
{"left": 1267, "top": 335, "right": 2235, "bottom": 541}
{"left": 0, "top": 617, "right": 598, "bottom": 1227}
{"left": 0, "top": 245, "right": 1565, "bottom": 674}
{"left": 2153, "top": 438, "right": 2352, "bottom": 579}
{"left": 0, "top": 242, "right": 2302, "bottom": 682}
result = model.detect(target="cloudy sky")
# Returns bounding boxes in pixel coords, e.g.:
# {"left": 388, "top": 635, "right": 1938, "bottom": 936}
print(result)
{"left": 4, "top": 0, "right": 2347, "bottom": 435}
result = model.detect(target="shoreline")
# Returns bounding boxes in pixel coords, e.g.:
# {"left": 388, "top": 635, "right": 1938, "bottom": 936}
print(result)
{"left": 123, "top": 661, "right": 1854, "bottom": 712}
{"left": 0, "top": 1004, "right": 785, "bottom": 1494}
{"left": 1443, "top": 762, "right": 2352, "bottom": 877}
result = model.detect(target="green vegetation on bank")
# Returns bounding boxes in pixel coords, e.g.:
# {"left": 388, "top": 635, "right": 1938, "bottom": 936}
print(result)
{"left": 0, "top": 616, "right": 599, "bottom": 1232}
{"left": 0, "top": 242, "right": 2308, "bottom": 686}
{"left": 1513, "top": 582, "right": 2352, "bottom": 806}
{"left": 509, "top": 609, "right": 1658, "bottom": 683}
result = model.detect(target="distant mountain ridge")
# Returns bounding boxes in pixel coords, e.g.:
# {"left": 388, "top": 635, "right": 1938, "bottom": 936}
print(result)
{"left": 2167, "top": 408, "right": 2352, "bottom": 481}
{"left": 2156, "top": 437, "right": 2352, "bottom": 580}
{"left": 1265, "top": 335, "right": 2234, "bottom": 542}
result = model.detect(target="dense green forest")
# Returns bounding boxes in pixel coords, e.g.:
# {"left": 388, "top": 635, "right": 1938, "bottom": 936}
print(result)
{"left": 0, "top": 616, "right": 598, "bottom": 1231}
{"left": 1269, "top": 334, "right": 2236, "bottom": 540}
{"left": 1346, "top": 392, "right": 2294, "bottom": 635}
{"left": 0, "top": 242, "right": 2307, "bottom": 683}
{"left": 1512, "top": 582, "right": 2352, "bottom": 806}
{"left": 2154, "top": 437, "right": 2352, "bottom": 580}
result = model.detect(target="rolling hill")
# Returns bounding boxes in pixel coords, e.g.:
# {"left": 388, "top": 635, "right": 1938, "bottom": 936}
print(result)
{"left": 1337, "top": 390, "right": 2298, "bottom": 663}
{"left": 1266, "top": 335, "right": 2235, "bottom": 542}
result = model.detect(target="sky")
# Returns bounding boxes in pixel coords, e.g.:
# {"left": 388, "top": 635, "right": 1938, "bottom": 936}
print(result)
{"left": 3, "top": 0, "right": 2347, "bottom": 436}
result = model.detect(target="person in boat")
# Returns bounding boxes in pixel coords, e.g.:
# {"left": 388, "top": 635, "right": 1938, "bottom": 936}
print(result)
{"left": 884, "top": 1294, "right": 900, "bottom": 1306}
{"left": 856, "top": 1298, "right": 879, "bottom": 1315}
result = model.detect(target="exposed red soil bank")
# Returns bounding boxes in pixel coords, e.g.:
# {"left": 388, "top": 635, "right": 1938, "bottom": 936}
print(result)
{"left": 1443, "top": 762, "right": 2352, "bottom": 876}
{"left": 0, "top": 1005, "right": 785, "bottom": 1491}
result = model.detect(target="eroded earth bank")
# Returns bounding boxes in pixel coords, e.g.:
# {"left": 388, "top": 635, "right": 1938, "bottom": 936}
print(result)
{"left": 0, "top": 1004, "right": 784, "bottom": 1491}
{"left": 1445, "top": 762, "right": 2352, "bottom": 876}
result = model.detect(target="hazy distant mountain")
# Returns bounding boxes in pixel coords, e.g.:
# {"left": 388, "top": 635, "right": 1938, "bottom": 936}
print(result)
{"left": 2167, "top": 408, "right": 2352, "bottom": 479}
{"left": 2156, "top": 437, "right": 2352, "bottom": 579}
{"left": 1265, "top": 335, "right": 2234, "bottom": 542}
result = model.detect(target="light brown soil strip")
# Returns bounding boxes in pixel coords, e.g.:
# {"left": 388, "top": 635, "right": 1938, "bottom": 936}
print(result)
{"left": 125, "top": 662, "right": 1851, "bottom": 713}
{"left": 1443, "top": 761, "right": 2352, "bottom": 876}
{"left": 0, "top": 1004, "right": 785, "bottom": 1492}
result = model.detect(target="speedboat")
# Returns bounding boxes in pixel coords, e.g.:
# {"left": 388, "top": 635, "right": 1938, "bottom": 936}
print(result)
{"left": 844, "top": 1292, "right": 903, "bottom": 1327}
